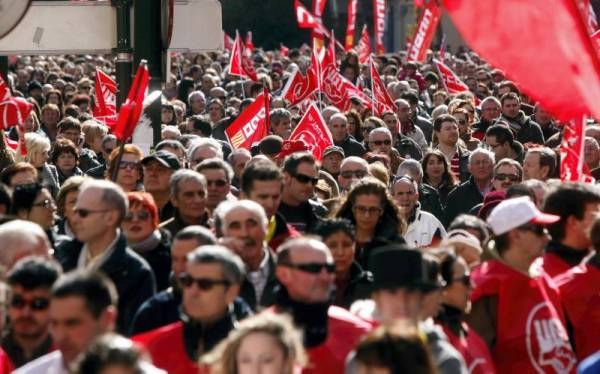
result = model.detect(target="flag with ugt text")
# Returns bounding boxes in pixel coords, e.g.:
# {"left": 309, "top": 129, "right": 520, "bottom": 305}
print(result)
{"left": 226, "top": 89, "right": 270, "bottom": 150}
{"left": 444, "top": 0, "right": 600, "bottom": 122}
{"left": 345, "top": 0, "right": 358, "bottom": 51}
{"left": 373, "top": 0, "right": 386, "bottom": 54}
{"left": 370, "top": 58, "right": 396, "bottom": 115}
{"left": 357, "top": 25, "right": 372, "bottom": 64}
{"left": 112, "top": 61, "right": 149, "bottom": 142}
{"left": 407, "top": 0, "right": 442, "bottom": 62}
{"left": 93, "top": 68, "right": 118, "bottom": 127}
{"left": 228, "top": 32, "right": 258, "bottom": 81}
{"left": 433, "top": 59, "right": 469, "bottom": 94}
{"left": 288, "top": 103, "right": 332, "bottom": 160}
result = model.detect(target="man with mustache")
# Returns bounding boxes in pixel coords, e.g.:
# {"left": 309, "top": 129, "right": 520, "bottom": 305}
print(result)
{"left": 217, "top": 200, "right": 278, "bottom": 311}
{"left": 2, "top": 257, "right": 61, "bottom": 370}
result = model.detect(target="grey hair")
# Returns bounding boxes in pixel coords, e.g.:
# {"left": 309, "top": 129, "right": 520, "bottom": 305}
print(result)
{"left": 195, "top": 157, "right": 234, "bottom": 183}
{"left": 227, "top": 148, "right": 252, "bottom": 165}
{"left": 186, "top": 245, "right": 246, "bottom": 284}
{"left": 396, "top": 159, "right": 424, "bottom": 182}
{"left": 369, "top": 127, "right": 392, "bottom": 140}
{"left": 329, "top": 113, "right": 348, "bottom": 124}
{"left": 169, "top": 169, "right": 207, "bottom": 197}
{"left": 481, "top": 96, "right": 501, "bottom": 107}
{"left": 187, "top": 138, "right": 224, "bottom": 161}
{"left": 431, "top": 105, "right": 449, "bottom": 121}
{"left": 0, "top": 220, "right": 51, "bottom": 271}
{"left": 174, "top": 225, "right": 217, "bottom": 246}
{"left": 187, "top": 90, "right": 206, "bottom": 105}
{"left": 80, "top": 179, "right": 128, "bottom": 223}
{"left": 469, "top": 148, "right": 495, "bottom": 165}
{"left": 269, "top": 108, "right": 291, "bottom": 125}
{"left": 217, "top": 199, "right": 268, "bottom": 234}
{"left": 340, "top": 156, "right": 369, "bottom": 170}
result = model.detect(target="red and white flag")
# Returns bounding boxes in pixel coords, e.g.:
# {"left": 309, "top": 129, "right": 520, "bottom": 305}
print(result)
{"left": 228, "top": 32, "right": 258, "bottom": 81}
{"left": 295, "top": 0, "right": 318, "bottom": 28}
{"left": 345, "top": 0, "right": 358, "bottom": 51}
{"left": 288, "top": 102, "right": 332, "bottom": 160}
{"left": 561, "top": 117, "right": 594, "bottom": 182}
{"left": 433, "top": 59, "right": 469, "bottom": 94}
{"left": 226, "top": 89, "right": 270, "bottom": 150}
{"left": 281, "top": 65, "right": 319, "bottom": 107}
{"left": 0, "top": 74, "right": 30, "bottom": 155}
{"left": 312, "top": 0, "right": 328, "bottom": 46}
{"left": 245, "top": 31, "right": 254, "bottom": 55}
{"left": 112, "top": 61, "right": 149, "bottom": 142}
{"left": 93, "top": 69, "right": 118, "bottom": 127}
{"left": 0, "top": 74, "right": 10, "bottom": 102}
{"left": 373, "top": 0, "right": 386, "bottom": 54}
{"left": 408, "top": 0, "right": 442, "bottom": 62}
{"left": 357, "top": 25, "right": 372, "bottom": 64}
{"left": 224, "top": 32, "right": 235, "bottom": 51}
{"left": 370, "top": 58, "right": 396, "bottom": 115}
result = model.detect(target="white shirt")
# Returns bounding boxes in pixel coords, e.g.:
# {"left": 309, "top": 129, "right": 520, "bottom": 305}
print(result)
{"left": 246, "top": 248, "right": 271, "bottom": 303}
{"left": 14, "top": 351, "right": 67, "bottom": 374}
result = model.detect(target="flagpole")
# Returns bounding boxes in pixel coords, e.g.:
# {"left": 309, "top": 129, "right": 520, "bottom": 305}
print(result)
{"left": 314, "top": 40, "right": 324, "bottom": 113}
{"left": 370, "top": 56, "right": 376, "bottom": 115}
{"left": 433, "top": 59, "right": 450, "bottom": 94}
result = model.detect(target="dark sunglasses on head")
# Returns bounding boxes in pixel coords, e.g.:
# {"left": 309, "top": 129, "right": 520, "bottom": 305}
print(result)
{"left": 124, "top": 211, "right": 150, "bottom": 222}
{"left": 11, "top": 295, "right": 50, "bottom": 311}
{"left": 178, "top": 274, "right": 231, "bottom": 290}
{"left": 494, "top": 173, "right": 520, "bottom": 182}
{"left": 370, "top": 139, "right": 392, "bottom": 146}
{"left": 281, "top": 262, "right": 335, "bottom": 274}
{"left": 292, "top": 172, "right": 319, "bottom": 185}
{"left": 206, "top": 179, "right": 228, "bottom": 187}
{"left": 518, "top": 224, "right": 547, "bottom": 236}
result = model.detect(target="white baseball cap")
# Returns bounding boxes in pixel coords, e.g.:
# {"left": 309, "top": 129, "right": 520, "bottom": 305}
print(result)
{"left": 487, "top": 196, "right": 560, "bottom": 235}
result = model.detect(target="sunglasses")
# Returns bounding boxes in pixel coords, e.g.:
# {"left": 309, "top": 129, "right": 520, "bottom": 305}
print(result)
{"left": 119, "top": 161, "right": 140, "bottom": 170}
{"left": 292, "top": 172, "right": 319, "bottom": 185}
{"left": 340, "top": 170, "right": 367, "bottom": 179}
{"left": 518, "top": 224, "right": 547, "bottom": 236}
{"left": 494, "top": 173, "right": 520, "bottom": 182}
{"left": 281, "top": 262, "right": 335, "bottom": 274}
{"left": 73, "top": 207, "right": 111, "bottom": 218}
{"left": 178, "top": 274, "right": 231, "bottom": 290}
{"left": 206, "top": 179, "right": 228, "bottom": 187}
{"left": 124, "top": 211, "right": 151, "bottom": 222}
{"left": 11, "top": 295, "right": 50, "bottom": 311}
{"left": 32, "top": 199, "right": 55, "bottom": 209}
{"left": 452, "top": 274, "right": 471, "bottom": 287}
{"left": 370, "top": 139, "right": 391, "bottom": 146}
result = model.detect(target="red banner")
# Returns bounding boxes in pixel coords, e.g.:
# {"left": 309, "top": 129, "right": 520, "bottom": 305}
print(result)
{"left": 373, "top": 0, "right": 386, "bottom": 54}
{"left": 224, "top": 32, "right": 235, "bottom": 51}
{"left": 226, "top": 89, "right": 270, "bottom": 150}
{"left": 370, "top": 58, "right": 395, "bottom": 115}
{"left": 228, "top": 32, "right": 258, "bottom": 81}
{"left": 320, "top": 49, "right": 371, "bottom": 111}
{"left": 357, "top": 25, "right": 372, "bottom": 64}
{"left": 433, "top": 59, "right": 469, "bottom": 94}
{"left": 407, "top": 1, "right": 442, "bottom": 62}
{"left": 0, "top": 74, "right": 10, "bottom": 102}
{"left": 561, "top": 117, "right": 594, "bottom": 182}
{"left": 444, "top": 0, "right": 600, "bottom": 122}
{"left": 281, "top": 65, "right": 319, "bottom": 107}
{"left": 93, "top": 69, "right": 118, "bottom": 127}
{"left": 345, "top": 0, "right": 357, "bottom": 51}
{"left": 296, "top": 0, "right": 318, "bottom": 28}
{"left": 112, "top": 61, "right": 149, "bottom": 142}
{"left": 288, "top": 103, "right": 332, "bottom": 160}
{"left": 312, "top": 0, "right": 328, "bottom": 45}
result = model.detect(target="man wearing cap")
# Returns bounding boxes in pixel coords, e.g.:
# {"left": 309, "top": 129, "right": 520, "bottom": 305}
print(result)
{"left": 350, "top": 245, "right": 468, "bottom": 374}
{"left": 142, "top": 151, "right": 181, "bottom": 222}
{"left": 321, "top": 146, "right": 344, "bottom": 180}
{"left": 467, "top": 197, "right": 577, "bottom": 373}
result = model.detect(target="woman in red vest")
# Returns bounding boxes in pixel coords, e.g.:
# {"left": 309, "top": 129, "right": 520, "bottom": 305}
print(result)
{"left": 434, "top": 249, "right": 496, "bottom": 374}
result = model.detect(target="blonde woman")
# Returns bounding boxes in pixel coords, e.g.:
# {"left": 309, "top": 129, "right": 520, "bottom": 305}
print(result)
{"left": 18, "top": 132, "right": 60, "bottom": 197}
{"left": 81, "top": 119, "right": 109, "bottom": 160}
{"left": 204, "top": 313, "right": 305, "bottom": 374}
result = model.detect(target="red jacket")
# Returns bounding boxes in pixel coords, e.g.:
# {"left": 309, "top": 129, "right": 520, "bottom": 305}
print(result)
{"left": 267, "top": 305, "right": 371, "bottom": 374}
{"left": 471, "top": 260, "right": 577, "bottom": 374}
{"left": 0, "top": 348, "right": 13, "bottom": 374}
{"left": 133, "top": 322, "right": 208, "bottom": 374}
{"left": 540, "top": 252, "right": 573, "bottom": 280}
{"left": 441, "top": 323, "right": 496, "bottom": 374}
{"left": 556, "top": 262, "right": 600, "bottom": 360}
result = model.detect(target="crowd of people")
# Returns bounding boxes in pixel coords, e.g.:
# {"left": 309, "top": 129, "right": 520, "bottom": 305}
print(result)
{"left": 0, "top": 42, "right": 598, "bottom": 374}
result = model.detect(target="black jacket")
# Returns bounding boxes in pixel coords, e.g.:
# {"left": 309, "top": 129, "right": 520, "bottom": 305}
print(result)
{"left": 395, "top": 134, "right": 423, "bottom": 160}
{"left": 278, "top": 199, "right": 325, "bottom": 234}
{"left": 239, "top": 250, "right": 279, "bottom": 311}
{"left": 500, "top": 111, "right": 545, "bottom": 145}
{"left": 444, "top": 176, "right": 486, "bottom": 227}
{"left": 55, "top": 233, "right": 156, "bottom": 334}
{"left": 78, "top": 148, "right": 101, "bottom": 173}
{"left": 415, "top": 115, "right": 433, "bottom": 143}
{"left": 159, "top": 210, "right": 209, "bottom": 238}
{"left": 334, "top": 262, "right": 373, "bottom": 308}
{"left": 335, "top": 135, "right": 366, "bottom": 157}
{"left": 355, "top": 214, "right": 405, "bottom": 270}
{"left": 419, "top": 183, "right": 445, "bottom": 224}
{"left": 132, "top": 229, "right": 172, "bottom": 292}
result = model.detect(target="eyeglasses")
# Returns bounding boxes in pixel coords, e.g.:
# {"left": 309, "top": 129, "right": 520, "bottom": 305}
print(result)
{"left": 178, "top": 274, "right": 231, "bottom": 290}
{"left": 340, "top": 170, "right": 367, "bottom": 179}
{"left": 119, "top": 161, "right": 140, "bottom": 170}
{"left": 32, "top": 199, "right": 55, "bottom": 209}
{"left": 123, "top": 211, "right": 151, "bottom": 222}
{"left": 73, "top": 208, "right": 112, "bottom": 218}
{"left": 494, "top": 173, "right": 520, "bottom": 182}
{"left": 292, "top": 172, "right": 319, "bottom": 185}
{"left": 452, "top": 274, "right": 471, "bottom": 287}
{"left": 206, "top": 179, "right": 228, "bottom": 187}
{"left": 10, "top": 295, "right": 50, "bottom": 311}
{"left": 353, "top": 205, "right": 383, "bottom": 216}
{"left": 370, "top": 139, "right": 392, "bottom": 146}
{"left": 518, "top": 224, "right": 547, "bottom": 236}
{"left": 280, "top": 262, "right": 335, "bottom": 274}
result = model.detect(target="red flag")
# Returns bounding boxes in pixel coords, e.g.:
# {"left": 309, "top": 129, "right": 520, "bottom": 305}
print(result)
{"left": 357, "top": 25, "right": 372, "bottom": 64}
{"left": 444, "top": 0, "right": 600, "bottom": 122}
{"left": 280, "top": 43, "right": 289, "bottom": 57}
{"left": 311, "top": 0, "right": 328, "bottom": 46}
{"left": 345, "top": 0, "right": 358, "bottom": 51}
{"left": 281, "top": 65, "right": 319, "bottom": 107}
{"left": 225, "top": 89, "right": 270, "bottom": 150}
{"left": 245, "top": 31, "right": 254, "bottom": 55}
{"left": 433, "top": 59, "right": 469, "bottom": 94}
{"left": 295, "top": 0, "right": 318, "bottom": 28}
{"left": 112, "top": 61, "right": 149, "bottom": 142}
{"left": 561, "top": 117, "right": 594, "bottom": 182}
{"left": 288, "top": 103, "right": 332, "bottom": 160}
{"left": 224, "top": 32, "right": 235, "bottom": 51}
{"left": 93, "top": 69, "right": 118, "bottom": 127}
{"left": 0, "top": 97, "right": 33, "bottom": 130}
{"left": 407, "top": 1, "right": 442, "bottom": 62}
{"left": 0, "top": 74, "right": 11, "bottom": 102}
{"left": 370, "top": 58, "right": 396, "bottom": 115}
{"left": 592, "top": 29, "right": 600, "bottom": 52}
{"left": 373, "top": 0, "right": 386, "bottom": 55}
{"left": 228, "top": 32, "right": 258, "bottom": 81}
